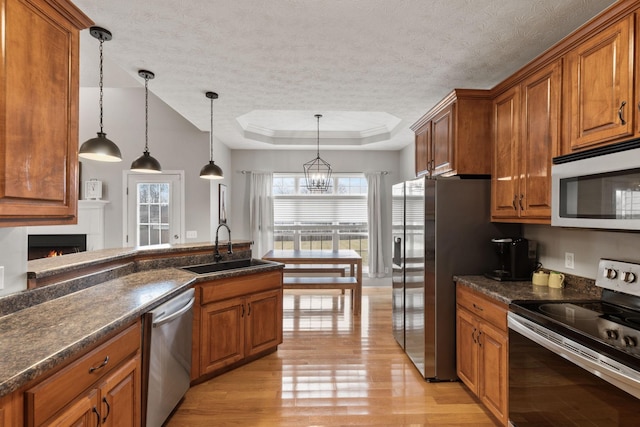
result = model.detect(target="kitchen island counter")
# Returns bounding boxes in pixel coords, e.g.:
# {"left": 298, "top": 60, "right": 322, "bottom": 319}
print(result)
{"left": 0, "top": 242, "right": 283, "bottom": 399}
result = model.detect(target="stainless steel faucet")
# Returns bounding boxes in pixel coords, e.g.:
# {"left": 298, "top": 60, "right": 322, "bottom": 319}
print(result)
{"left": 214, "top": 223, "right": 233, "bottom": 262}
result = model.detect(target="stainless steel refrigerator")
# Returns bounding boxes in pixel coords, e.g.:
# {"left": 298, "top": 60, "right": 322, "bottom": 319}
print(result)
{"left": 392, "top": 177, "right": 519, "bottom": 381}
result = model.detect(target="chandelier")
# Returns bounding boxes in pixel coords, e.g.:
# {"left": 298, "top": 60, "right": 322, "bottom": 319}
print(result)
{"left": 303, "top": 114, "right": 332, "bottom": 192}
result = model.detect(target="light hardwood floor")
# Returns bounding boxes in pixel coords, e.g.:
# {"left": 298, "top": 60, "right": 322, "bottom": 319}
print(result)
{"left": 167, "top": 287, "right": 499, "bottom": 426}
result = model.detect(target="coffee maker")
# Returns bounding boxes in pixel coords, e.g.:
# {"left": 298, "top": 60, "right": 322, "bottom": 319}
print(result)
{"left": 485, "top": 237, "right": 536, "bottom": 281}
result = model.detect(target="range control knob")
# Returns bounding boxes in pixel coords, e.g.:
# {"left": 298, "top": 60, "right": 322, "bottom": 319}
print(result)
{"left": 604, "top": 268, "right": 618, "bottom": 279}
{"left": 621, "top": 271, "right": 637, "bottom": 283}
{"left": 623, "top": 336, "right": 638, "bottom": 348}
{"left": 605, "top": 329, "right": 619, "bottom": 340}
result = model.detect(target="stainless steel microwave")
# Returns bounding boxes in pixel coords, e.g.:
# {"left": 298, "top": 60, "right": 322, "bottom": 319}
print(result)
{"left": 551, "top": 141, "right": 640, "bottom": 230}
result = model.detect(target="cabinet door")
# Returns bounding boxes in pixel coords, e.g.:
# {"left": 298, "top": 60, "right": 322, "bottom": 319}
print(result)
{"left": 492, "top": 86, "right": 520, "bottom": 219}
{"left": 567, "top": 15, "right": 634, "bottom": 151}
{"left": 0, "top": 0, "right": 89, "bottom": 226}
{"left": 200, "top": 297, "right": 245, "bottom": 374}
{"left": 100, "top": 357, "right": 140, "bottom": 427}
{"left": 415, "top": 123, "right": 431, "bottom": 177}
{"left": 245, "top": 289, "right": 283, "bottom": 356}
{"left": 456, "top": 307, "right": 478, "bottom": 394}
{"left": 43, "top": 389, "right": 99, "bottom": 427}
{"left": 431, "top": 105, "right": 454, "bottom": 176}
{"left": 478, "top": 321, "right": 508, "bottom": 426}
{"left": 519, "top": 60, "right": 561, "bottom": 220}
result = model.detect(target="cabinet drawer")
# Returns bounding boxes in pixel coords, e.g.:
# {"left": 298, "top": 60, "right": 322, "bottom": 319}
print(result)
{"left": 26, "top": 322, "right": 141, "bottom": 426}
{"left": 199, "top": 271, "right": 282, "bottom": 305}
{"left": 456, "top": 286, "right": 507, "bottom": 331}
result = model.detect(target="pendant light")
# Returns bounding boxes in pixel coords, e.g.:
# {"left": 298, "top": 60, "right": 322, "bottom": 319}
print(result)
{"left": 303, "top": 114, "right": 332, "bottom": 192}
{"left": 131, "top": 70, "right": 162, "bottom": 173}
{"left": 79, "top": 26, "right": 122, "bottom": 162}
{"left": 199, "top": 91, "right": 224, "bottom": 179}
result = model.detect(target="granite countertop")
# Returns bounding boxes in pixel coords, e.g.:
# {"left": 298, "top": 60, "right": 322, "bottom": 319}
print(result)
{"left": 27, "top": 241, "right": 250, "bottom": 280}
{"left": 0, "top": 253, "right": 283, "bottom": 398}
{"left": 454, "top": 275, "right": 600, "bottom": 305}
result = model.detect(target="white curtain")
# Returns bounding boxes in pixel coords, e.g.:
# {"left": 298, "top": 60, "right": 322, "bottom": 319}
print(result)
{"left": 249, "top": 172, "right": 274, "bottom": 258}
{"left": 366, "top": 173, "right": 385, "bottom": 278}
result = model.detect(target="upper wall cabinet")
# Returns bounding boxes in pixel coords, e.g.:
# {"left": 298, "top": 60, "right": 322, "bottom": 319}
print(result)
{"left": 565, "top": 14, "right": 635, "bottom": 152}
{"left": 411, "top": 89, "right": 492, "bottom": 178}
{"left": 0, "top": 0, "right": 92, "bottom": 227}
{"left": 492, "top": 60, "right": 561, "bottom": 223}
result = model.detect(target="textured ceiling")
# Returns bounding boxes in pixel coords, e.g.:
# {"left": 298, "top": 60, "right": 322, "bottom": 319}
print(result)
{"left": 75, "top": 0, "right": 617, "bottom": 151}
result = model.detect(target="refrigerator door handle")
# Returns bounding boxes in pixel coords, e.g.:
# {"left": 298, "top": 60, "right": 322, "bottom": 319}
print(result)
{"left": 393, "top": 236, "right": 402, "bottom": 266}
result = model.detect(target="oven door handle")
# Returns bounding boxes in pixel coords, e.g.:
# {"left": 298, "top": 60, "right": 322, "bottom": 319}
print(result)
{"left": 508, "top": 312, "right": 640, "bottom": 399}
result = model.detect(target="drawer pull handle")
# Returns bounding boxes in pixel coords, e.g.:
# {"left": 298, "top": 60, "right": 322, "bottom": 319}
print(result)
{"left": 472, "top": 303, "right": 483, "bottom": 312}
{"left": 241, "top": 304, "right": 245, "bottom": 317}
{"left": 512, "top": 195, "right": 517, "bottom": 210}
{"left": 472, "top": 328, "right": 477, "bottom": 344}
{"left": 519, "top": 194, "right": 524, "bottom": 211}
{"left": 248, "top": 303, "right": 251, "bottom": 316}
{"left": 618, "top": 101, "right": 627, "bottom": 125}
{"left": 89, "top": 355, "right": 109, "bottom": 373}
{"left": 102, "top": 397, "right": 111, "bottom": 423}
{"left": 478, "top": 331, "right": 483, "bottom": 347}
{"left": 92, "top": 407, "right": 100, "bottom": 427}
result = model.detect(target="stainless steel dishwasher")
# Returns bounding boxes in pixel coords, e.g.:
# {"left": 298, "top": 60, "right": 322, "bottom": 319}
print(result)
{"left": 143, "top": 288, "right": 195, "bottom": 427}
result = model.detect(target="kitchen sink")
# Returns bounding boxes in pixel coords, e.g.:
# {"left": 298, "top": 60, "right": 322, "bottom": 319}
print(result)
{"left": 181, "top": 259, "right": 268, "bottom": 274}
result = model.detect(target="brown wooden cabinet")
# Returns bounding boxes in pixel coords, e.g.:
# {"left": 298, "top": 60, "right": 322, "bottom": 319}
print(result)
{"left": 0, "top": 391, "right": 22, "bottom": 427}
{"left": 0, "top": 0, "right": 92, "bottom": 226}
{"left": 192, "top": 270, "right": 283, "bottom": 381}
{"left": 492, "top": 60, "right": 561, "bottom": 223}
{"left": 26, "top": 322, "right": 141, "bottom": 427}
{"left": 456, "top": 284, "right": 508, "bottom": 427}
{"left": 565, "top": 14, "right": 635, "bottom": 152}
{"left": 411, "top": 89, "right": 492, "bottom": 178}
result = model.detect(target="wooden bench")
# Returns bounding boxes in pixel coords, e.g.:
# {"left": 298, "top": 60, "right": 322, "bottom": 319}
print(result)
{"left": 283, "top": 264, "right": 348, "bottom": 293}
{"left": 283, "top": 264, "right": 347, "bottom": 276}
{"left": 282, "top": 276, "right": 359, "bottom": 310}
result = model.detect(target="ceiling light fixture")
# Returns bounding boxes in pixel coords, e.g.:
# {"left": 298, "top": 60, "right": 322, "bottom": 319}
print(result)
{"left": 199, "top": 91, "right": 224, "bottom": 180}
{"left": 131, "top": 70, "right": 162, "bottom": 173}
{"left": 79, "top": 26, "right": 122, "bottom": 162}
{"left": 303, "top": 114, "right": 332, "bottom": 192}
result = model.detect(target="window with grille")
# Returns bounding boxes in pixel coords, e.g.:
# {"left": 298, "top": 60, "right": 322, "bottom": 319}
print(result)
{"left": 273, "top": 173, "right": 369, "bottom": 266}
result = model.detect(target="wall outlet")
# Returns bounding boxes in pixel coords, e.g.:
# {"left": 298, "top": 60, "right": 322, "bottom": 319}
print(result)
{"left": 565, "top": 252, "right": 575, "bottom": 269}
{"left": 186, "top": 230, "right": 198, "bottom": 239}
{"left": 0, "top": 266, "right": 4, "bottom": 289}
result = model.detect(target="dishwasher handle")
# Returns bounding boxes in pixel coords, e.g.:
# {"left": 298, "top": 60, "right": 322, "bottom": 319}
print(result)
{"left": 153, "top": 297, "right": 195, "bottom": 328}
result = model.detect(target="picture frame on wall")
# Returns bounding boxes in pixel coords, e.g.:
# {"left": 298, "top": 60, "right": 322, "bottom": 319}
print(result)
{"left": 219, "top": 183, "right": 228, "bottom": 224}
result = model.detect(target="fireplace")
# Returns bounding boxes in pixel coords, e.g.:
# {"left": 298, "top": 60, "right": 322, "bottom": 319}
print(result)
{"left": 28, "top": 234, "right": 87, "bottom": 260}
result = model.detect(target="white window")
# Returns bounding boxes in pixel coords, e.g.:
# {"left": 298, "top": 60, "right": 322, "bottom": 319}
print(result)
{"left": 273, "top": 173, "right": 369, "bottom": 266}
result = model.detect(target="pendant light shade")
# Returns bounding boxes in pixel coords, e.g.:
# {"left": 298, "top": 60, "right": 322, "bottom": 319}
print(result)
{"left": 79, "top": 26, "right": 122, "bottom": 162}
{"left": 303, "top": 114, "right": 332, "bottom": 192}
{"left": 131, "top": 70, "right": 162, "bottom": 173}
{"left": 200, "top": 91, "right": 224, "bottom": 180}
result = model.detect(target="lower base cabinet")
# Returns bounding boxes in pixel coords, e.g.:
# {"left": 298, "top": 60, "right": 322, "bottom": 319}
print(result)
{"left": 456, "top": 284, "right": 508, "bottom": 426}
{"left": 193, "top": 270, "right": 283, "bottom": 381}
{"left": 25, "top": 321, "right": 141, "bottom": 427}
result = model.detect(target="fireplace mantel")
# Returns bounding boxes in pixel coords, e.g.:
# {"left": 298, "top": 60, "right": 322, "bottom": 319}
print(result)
{"left": 26, "top": 200, "right": 109, "bottom": 252}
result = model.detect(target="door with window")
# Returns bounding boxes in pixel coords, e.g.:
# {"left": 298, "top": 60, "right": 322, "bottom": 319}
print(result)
{"left": 124, "top": 172, "right": 184, "bottom": 247}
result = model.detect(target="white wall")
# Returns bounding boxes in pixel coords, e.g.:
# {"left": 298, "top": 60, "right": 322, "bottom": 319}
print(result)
{"left": 0, "top": 228, "right": 28, "bottom": 296}
{"left": 398, "top": 143, "right": 416, "bottom": 183}
{"left": 230, "top": 149, "right": 403, "bottom": 266}
{"left": 524, "top": 224, "right": 640, "bottom": 279}
{"left": 79, "top": 87, "right": 231, "bottom": 248}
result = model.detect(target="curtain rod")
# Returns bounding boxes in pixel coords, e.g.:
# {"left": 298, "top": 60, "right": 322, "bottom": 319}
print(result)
{"left": 240, "top": 170, "right": 389, "bottom": 175}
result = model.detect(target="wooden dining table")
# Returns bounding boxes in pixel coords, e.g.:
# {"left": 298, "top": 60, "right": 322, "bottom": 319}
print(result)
{"left": 262, "top": 249, "right": 363, "bottom": 315}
